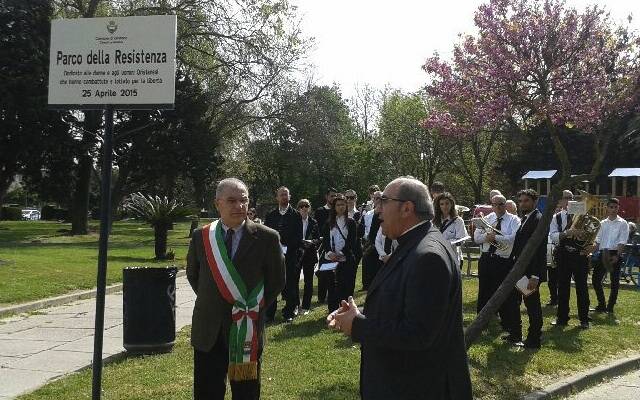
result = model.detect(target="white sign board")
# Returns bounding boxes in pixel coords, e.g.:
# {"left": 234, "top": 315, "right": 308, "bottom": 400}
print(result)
{"left": 567, "top": 201, "right": 587, "bottom": 215}
{"left": 48, "top": 15, "right": 176, "bottom": 109}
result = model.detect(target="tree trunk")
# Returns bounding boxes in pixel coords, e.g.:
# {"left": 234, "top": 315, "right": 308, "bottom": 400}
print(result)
{"left": 71, "top": 111, "right": 101, "bottom": 235}
{"left": 70, "top": 153, "right": 92, "bottom": 234}
{"left": 154, "top": 224, "right": 168, "bottom": 259}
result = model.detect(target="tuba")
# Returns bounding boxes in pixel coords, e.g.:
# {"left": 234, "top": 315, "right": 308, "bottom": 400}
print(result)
{"left": 472, "top": 213, "right": 509, "bottom": 252}
{"left": 564, "top": 190, "right": 601, "bottom": 256}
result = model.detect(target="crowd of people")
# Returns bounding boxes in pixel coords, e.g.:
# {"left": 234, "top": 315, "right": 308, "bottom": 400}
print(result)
{"left": 249, "top": 182, "right": 636, "bottom": 345}
{"left": 186, "top": 176, "right": 637, "bottom": 399}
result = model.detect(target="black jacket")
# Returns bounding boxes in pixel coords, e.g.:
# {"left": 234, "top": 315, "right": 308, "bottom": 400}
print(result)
{"left": 351, "top": 222, "right": 472, "bottom": 400}
{"left": 300, "top": 216, "right": 320, "bottom": 266}
{"left": 509, "top": 209, "right": 548, "bottom": 282}
{"left": 264, "top": 205, "right": 303, "bottom": 252}
{"left": 319, "top": 217, "right": 358, "bottom": 266}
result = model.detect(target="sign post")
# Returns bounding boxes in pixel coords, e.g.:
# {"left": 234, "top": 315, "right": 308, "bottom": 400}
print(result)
{"left": 48, "top": 15, "right": 176, "bottom": 400}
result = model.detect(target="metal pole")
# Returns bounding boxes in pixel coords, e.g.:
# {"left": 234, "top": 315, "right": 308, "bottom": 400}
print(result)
{"left": 91, "top": 106, "right": 114, "bottom": 400}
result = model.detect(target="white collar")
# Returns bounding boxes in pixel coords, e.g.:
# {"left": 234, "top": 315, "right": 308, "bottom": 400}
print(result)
{"left": 400, "top": 220, "right": 429, "bottom": 237}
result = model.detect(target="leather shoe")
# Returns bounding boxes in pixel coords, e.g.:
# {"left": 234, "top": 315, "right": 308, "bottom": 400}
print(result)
{"left": 579, "top": 322, "right": 590, "bottom": 329}
{"left": 551, "top": 320, "right": 568, "bottom": 327}
{"left": 522, "top": 339, "right": 541, "bottom": 349}
{"left": 592, "top": 305, "right": 607, "bottom": 312}
{"left": 545, "top": 300, "right": 558, "bottom": 307}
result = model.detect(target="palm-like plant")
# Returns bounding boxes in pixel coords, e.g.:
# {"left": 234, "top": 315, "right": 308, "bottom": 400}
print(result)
{"left": 123, "top": 192, "right": 194, "bottom": 259}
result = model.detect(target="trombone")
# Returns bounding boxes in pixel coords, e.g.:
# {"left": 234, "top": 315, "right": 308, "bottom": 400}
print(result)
{"left": 471, "top": 213, "right": 509, "bottom": 252}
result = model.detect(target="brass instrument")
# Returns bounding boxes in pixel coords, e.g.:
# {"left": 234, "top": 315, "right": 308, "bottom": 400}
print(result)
{"left": 472, "top": 214, "right": 509, "bottom": 252}
{"left": 564, "top": 191, "right": 601, "bottom": 256}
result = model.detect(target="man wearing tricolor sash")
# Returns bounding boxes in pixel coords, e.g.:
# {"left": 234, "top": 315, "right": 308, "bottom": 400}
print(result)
{"left": 187, "top": 178, "right": 285, "bottom": 400}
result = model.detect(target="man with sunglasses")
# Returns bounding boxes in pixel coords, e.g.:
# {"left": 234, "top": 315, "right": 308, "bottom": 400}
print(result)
{"left": 328, "top": 177, "right": 472, "bottom": 400}
{"left": 297, "top": 199, "right": 320, "bottom": 314}
{"left": 473, "top": 194, "right": 521, "bottom": 341}
{"left": 592, "top": 198, "right": 629, "bottom": 314}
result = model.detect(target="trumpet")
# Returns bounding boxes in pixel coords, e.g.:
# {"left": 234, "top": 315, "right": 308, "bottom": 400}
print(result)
{"left": 472, "top": 214, "right": 509, "bottom": 252}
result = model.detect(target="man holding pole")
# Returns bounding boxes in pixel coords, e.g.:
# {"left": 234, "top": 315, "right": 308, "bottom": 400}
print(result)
{"left": 187, "top": 178, "right": 285, "bottom": 399}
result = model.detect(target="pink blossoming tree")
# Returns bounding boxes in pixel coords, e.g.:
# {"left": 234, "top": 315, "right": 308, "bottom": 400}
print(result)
{"left": 423, "top": 0, "right": 640, "bottom": 346}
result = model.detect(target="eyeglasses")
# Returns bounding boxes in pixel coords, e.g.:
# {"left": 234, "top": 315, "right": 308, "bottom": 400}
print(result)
{"left": 346, "top": 196, "right": 356, "bottom": 200}
{"left": 299, "top": 204, "right": 310, "bottom": 209}
{"left": 380, "top": 195, "right": 410, "bottom": 204}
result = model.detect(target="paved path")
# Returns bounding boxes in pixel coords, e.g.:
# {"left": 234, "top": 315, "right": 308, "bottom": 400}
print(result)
{"left": 0, "top": 276, "right": 196, "bottom": 399}
{"left": 565, "top": 369, "right": 640, "bottom": 399}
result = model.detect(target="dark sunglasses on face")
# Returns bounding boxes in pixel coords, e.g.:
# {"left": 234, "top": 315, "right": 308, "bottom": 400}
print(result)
{"left": 299, "top": 204, "right": 310, "bottom": 209}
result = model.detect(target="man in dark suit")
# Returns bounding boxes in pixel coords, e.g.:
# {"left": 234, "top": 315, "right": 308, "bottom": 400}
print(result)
{"left": 264, "top": 186, "right": 303, "bottom": 321}
{"left": 314, "top": 187, "right": 337, "bottom": 302}
{"left": 508, "top": 189, "right": 548, "bottom": 349}
{"left": 187, "top": 178, "right": 285, "bottom": 400}
{"left": 329, "top": 177, "right": 472, "bottom": 400}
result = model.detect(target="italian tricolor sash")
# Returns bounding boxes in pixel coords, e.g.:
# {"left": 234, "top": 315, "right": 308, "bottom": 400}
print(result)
{"left": 202, "top": 220, "right": 264, "bottom": 381}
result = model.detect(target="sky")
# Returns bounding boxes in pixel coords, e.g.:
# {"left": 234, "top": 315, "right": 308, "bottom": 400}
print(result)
{"left": 291, "top": 0, "right": 640, "bottom": 97}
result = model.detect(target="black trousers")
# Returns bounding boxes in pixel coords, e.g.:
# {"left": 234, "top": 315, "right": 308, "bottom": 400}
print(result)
{"left": 336, "top": 261, "right": 357, "bottom": 303}
{"left": 513, "top": 284, "right": 543, "bottom": 343}
{"left": 547, "top": 265, "right": 558, "bottom": 303}
{"left": 477, "top": 253, "right": 519, "bottom": 334}
{"left": 592, "top": 255, "right": 621, "bottom": 310}
{"left": 556, "top": 249, "right": 590, "bottom": 324}
{"left": 301, "top": 260, "right": 316, "bottom": 310}
{"left": 193, "top": 330, "right": 261, "bottom": 400}
{"left": 361, "top": 244, "right": 382, "bottom": 290}
{"left": 317, "top": 268, "right": 337, "bottom": 313}
{"left": 266, "top": 251, "right": 299, "bottom": 320}
{"left": 317, "top": 267, "right": 328, "bottom": 303}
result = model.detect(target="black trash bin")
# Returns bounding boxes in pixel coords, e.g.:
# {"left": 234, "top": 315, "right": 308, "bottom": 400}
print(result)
{"left": 123, "top": 266, "right": 177, "bottom": 353}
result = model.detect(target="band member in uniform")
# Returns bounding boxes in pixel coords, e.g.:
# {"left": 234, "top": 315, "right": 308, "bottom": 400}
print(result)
{"left": 547, "top": 190, "right": 574, "bottom": 306}
{"left": 187, "top": 178, "right": 285, "bottom": 400}
{"left": 474, "top": 194, "right": 521, "bottom": 338}
{"left": 509, "top": 189, "right": 547, "bottom": 349}
{"left": 551, "top": 190, "right": 590, "bottom": 329}
{"left": 592, "top": 198, "right": 629, "bottom": 314}
{"left": 264, "top": 186, "right": 303, "bottom": 322}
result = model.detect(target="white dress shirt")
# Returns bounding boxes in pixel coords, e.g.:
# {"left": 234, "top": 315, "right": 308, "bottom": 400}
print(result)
{"left": 374, "top": 227, "right": 398, "bottom": 259}
{"left": 548, "top": 210, "right": 572, "bottom": 244}
{"left": 596, "top": 215, "right": 629, "bottom": 250}
{"left": 327, "top": 216, "right": 348, "bottom": 257}
{"left": 363, "top": 210, "right": 375, "bottom": 238}
{"left": 302, "top": 216, "right": 309, "bottom": 238}
{"left": 440, "top": 216, "right": 468, "bottom": 262}
{"left": 473, "top": 211, "right": 520, "bottom": 257}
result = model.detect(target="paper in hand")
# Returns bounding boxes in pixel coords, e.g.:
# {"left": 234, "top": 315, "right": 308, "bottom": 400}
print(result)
{"left": 515, "top": 276, "right": 534, "bottom": 297}
{"left": 318, "top": 262, "right": 338, "bottom": 271}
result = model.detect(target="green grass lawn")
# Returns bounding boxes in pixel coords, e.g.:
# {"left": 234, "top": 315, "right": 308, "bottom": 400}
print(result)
{"left": 0, "top": 220, "right": 193, "bottom": 305}
{"left": 16, "top": 275, "right": 640, "bottom": 400}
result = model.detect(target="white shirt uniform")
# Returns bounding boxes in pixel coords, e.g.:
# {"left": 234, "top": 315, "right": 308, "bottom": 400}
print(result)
{"left": 439, "top": 216, "right": 468, "bottom": 262}
{"left": 596, "top": 216, "right": 629, "bottom": 250}
{"left": 548, "top": 210, "right": 572, "bottom": 245}
{"left": 473, "top": 211, "right": 520, "bottom": 258}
